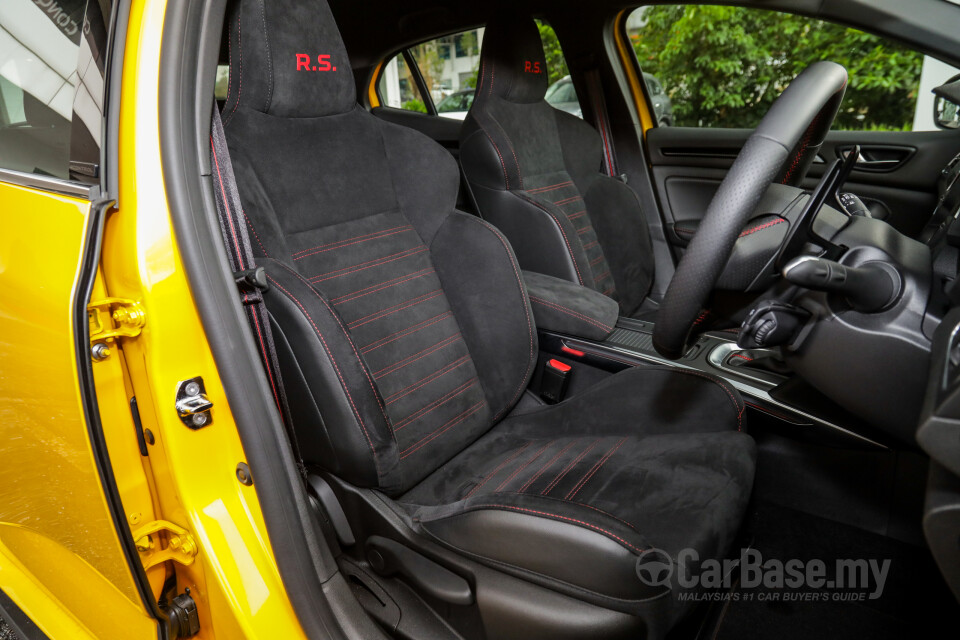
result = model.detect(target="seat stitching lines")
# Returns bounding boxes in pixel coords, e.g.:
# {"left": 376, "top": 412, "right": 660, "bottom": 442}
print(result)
{"left": 494, "top": 440, "right": 554, "bottom": 492}
{"left": 528, "top": 296, "right": 612, "bottom": 333}
{"left": 273, "top": 263, "right": 394, "bottom": 431}
{"left": 463, "top": 443, "right": 533, "bottom": 500}
{"left": 519, "top": 439, "right": 579, "bottom": 492}
{"left": 393, "top": 378, "right": 480, "bottom": 432}
{"left": 542, "top": 439, "right": 600, "bottom": 495}
{"left": 515, "top": 194, "right": 584, "bottom": 285}
{"left": 566, "top": 437, "right": 627, "bottom": 500}
{"left": 265, "top": 274, "right": 382, "bottom": 475}
{"left": 399, "top": 401, "right": 487, "bottom": 459}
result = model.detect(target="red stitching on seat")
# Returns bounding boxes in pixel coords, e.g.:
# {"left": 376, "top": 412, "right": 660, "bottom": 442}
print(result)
{"left": 399, "top": 400, "right": 486, "bottom": 459}
{"left": 464, "top": 504, "right": 643, "bottom": 554}
{"left": 332, "top": 268, "right": 436, "bottom": 305}
{"left": 576, "top": 225, "right": 594, "bottom": 236}
{"left": 582, "top": 240, "right": 599, "bottom": 250}
{"left": 385, "top": 355, "right": 471, "bottom": 405}
{"left": 293, "top": 225, "right": 414, "bottom": 260}
{"left": 265, "top": 274, "right": 381, "bottom": 471}
{"left": 519, "top": 440, "right": 580, "bottom": 492}
{"left": 393, "top": 378, "right": 480, "bottom": 432}
{"left": 373, "top": 333, "right": 462, "bottom": 379}
{"left": 463, "top": 443, "right": 533, "bottom": 499}
{"left": 553, "top": 195, "right": 583, "bottom": 206}
{"left": 542, "top": 439, "right": 600, "bottom": 495}
{"left": 593, "top": 270, "right": 611, "bottom": 283}
{"left": 273, "top": 264, "right": 394, "bottom": 434}
{"left": 738, "top": 218, "right": 785, "bottom": 238}
{"left": 494, "top": 440, "right": 554, "bottom": 492}
{"left": 346, "top": 289, "right": 443, "bottom": 329}
{"left": 528, "top": 296, "right": 613, "bottom": 333}
{"left": 517, "top": 196, "right": 584, "bottom": 285}
{"left": 308, "top": 246, "right": 427, "bottom": 283}
{"left": 527, "top": 181, "right": 573, "bottom": 194}
{"left": 572, "top": 502, "right": 644, "bottom": 536}
{"left": 244, "top": 214, "right": 269, "bottom": 257}
{"left": 568, "top": 210, "right": 587, "bottom": 220}
{"left": 589, "top": 255, "right": 604, "bottom": 266}
{"left": 473, "top": 219, "right": 536, "bottom": 419}
{"left": 566, "top": 437, "right": 627, "bottom": 500}
{"left": 361, "top": 311, "right": 452, "bottom": 353}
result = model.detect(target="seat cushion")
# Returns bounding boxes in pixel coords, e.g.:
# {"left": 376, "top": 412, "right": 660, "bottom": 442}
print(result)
{"left": 401, "top": 367, "right": 755, "bottom": 611}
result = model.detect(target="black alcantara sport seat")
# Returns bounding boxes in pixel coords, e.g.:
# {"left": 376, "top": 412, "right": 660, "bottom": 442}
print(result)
{"left": 459, "top": 17, "right": 817, "bottom": 320}
{"left": 219, "top": 0, "right": 755, "bottom": 635}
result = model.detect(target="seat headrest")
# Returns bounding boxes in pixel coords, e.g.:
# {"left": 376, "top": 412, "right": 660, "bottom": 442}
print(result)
{"left": 476, "top": 16, "right": 549, "bottom": 104}
{"left": 223, "top": 0, "right": 355, "bottom": 119}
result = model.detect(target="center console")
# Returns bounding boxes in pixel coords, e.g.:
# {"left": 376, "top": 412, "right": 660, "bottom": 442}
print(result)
{"left": 537, "top": 317, "right": 894, "bottom": 450}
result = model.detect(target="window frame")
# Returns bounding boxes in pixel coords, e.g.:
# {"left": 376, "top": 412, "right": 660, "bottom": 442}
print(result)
{"left": 0, "top": 0, "right": 116, "bottom": 200}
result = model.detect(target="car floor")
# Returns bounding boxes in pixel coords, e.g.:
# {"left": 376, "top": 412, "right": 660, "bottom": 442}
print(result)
{"left": 673, "top": 500, "right": 959, "bottom": 639}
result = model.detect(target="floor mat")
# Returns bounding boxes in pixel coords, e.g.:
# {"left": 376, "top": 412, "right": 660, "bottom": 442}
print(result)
{"left": 703, "top": 502, "right": 959, "bottom": 639}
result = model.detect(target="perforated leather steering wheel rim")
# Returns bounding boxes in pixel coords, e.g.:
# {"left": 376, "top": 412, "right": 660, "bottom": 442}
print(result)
{"left": 652, "top": 61, "right": 848, "bottom": 359}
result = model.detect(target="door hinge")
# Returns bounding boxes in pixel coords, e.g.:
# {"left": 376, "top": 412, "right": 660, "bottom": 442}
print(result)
{"left": 88, "top": 297, "right": 145, "bottom": 354}
{"left": 132, "top": 520, "right": 198, "bottom": 570}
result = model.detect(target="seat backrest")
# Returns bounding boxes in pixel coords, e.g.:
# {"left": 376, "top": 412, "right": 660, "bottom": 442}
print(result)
{"left": 220, "top": 0, "right": 536, "bottom": 495}
{"left": 460, "top": 17, "right": 656, "bottom": 317}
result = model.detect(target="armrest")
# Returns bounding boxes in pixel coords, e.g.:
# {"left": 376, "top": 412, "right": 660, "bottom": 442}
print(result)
{"left": 523, "top": 271, "right": 619, "bottom": 340}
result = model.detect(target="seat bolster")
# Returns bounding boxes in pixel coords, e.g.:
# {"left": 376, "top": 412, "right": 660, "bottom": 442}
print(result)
{"left": 460, "top": 121, "right": 512, "bottom": 191}
{"left": 430, "top": 213, "right": 537, "bottom": 421}
{"left": 261, "top": 259, "right": 402, "bottom": 492}
{"left": 415, "top": 493, "right": 665, "bottom": 603}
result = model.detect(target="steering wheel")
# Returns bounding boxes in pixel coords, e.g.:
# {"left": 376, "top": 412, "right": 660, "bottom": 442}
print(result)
{"left": 653, "top": 61, "right": 848, "bottom": 359}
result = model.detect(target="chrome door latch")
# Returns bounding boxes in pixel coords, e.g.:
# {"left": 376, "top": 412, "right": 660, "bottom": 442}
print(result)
{"left": 176, "top": 377, "right": 213, "bottom": 429}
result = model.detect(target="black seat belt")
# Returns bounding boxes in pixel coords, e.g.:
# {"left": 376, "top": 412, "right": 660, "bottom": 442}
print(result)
{"left": 583, "top": 68, "right": 621, "bottom": 179}
{"left": 209, "top": 106, "right": 305, "bottom": 473}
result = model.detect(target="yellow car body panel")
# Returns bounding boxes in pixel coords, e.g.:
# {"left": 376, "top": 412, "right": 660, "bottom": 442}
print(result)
{"left": 0, "top": 0, "right": 306, "bottom": 636}
{"left": 96, "top": 0, "right": 308, "bottom": 637}
{"left": 0, "top": 182, "right": 158, "bottom": 638}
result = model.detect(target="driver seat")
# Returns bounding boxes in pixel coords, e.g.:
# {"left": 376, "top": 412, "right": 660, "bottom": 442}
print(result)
{"left": 460, "top": 16, "right": 812, "bottom": 319}
{"left": 220, "top": 0, "right": 755, "bottom": 635}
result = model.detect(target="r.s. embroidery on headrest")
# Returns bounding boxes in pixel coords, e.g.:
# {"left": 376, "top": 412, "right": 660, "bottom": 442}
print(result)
{"left": 524, "top": 61, "right": 543, "bottom": 74}
{"left": 296, "top": 53, "right": 339, "bottom": 72}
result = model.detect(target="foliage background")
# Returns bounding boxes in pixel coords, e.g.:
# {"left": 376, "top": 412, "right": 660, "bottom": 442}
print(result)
{"left": 630, "top": 6, "right": 924, "bottom": 130}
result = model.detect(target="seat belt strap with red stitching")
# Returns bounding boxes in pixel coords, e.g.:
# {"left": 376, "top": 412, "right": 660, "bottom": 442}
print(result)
{"left": 209, "top": 106, "right": 305, "bottom": 472}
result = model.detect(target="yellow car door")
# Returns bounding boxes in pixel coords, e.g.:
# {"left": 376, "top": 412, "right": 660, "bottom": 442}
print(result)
{"left": 0, "top": 0, "right": 158, "bottom": 637}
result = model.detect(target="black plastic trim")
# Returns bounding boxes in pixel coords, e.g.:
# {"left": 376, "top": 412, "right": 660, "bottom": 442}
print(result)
{"left": 0, "top": 588, "right": 50, "bottom": 640}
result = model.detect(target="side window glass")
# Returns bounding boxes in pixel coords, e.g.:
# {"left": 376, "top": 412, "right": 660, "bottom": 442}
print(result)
{"left": 377, "top": 52, "right": 432, "bottom": 113}
{"left": 538, "top": 21, "right": 581, "bottom": 119}
{"left": 626, "top": 5, "right": 959, "bottom": 131}
{"left": 0, "top": 0, "right": 107, "bottom": 182}
{"left": 377, "top": 24, "right": 580, "bottom": 120}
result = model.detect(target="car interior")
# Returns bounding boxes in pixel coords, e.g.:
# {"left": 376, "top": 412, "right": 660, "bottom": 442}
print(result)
{"left": 162, "top": 0, "right": 960, "bottom": 637}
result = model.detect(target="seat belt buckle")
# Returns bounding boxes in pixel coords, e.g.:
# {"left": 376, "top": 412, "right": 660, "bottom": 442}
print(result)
{"left": 540, "top": 359, "right": 571, "bottom": 404}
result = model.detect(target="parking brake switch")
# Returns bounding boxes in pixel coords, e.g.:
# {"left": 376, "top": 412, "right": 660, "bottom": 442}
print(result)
{"left": 540, "top": 359, "right": 571, "bottom": 404}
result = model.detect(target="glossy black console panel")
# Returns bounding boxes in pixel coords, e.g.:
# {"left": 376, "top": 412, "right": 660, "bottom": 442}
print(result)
{"left": 539, "top": 318, "right": 896, "bottom": 450}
